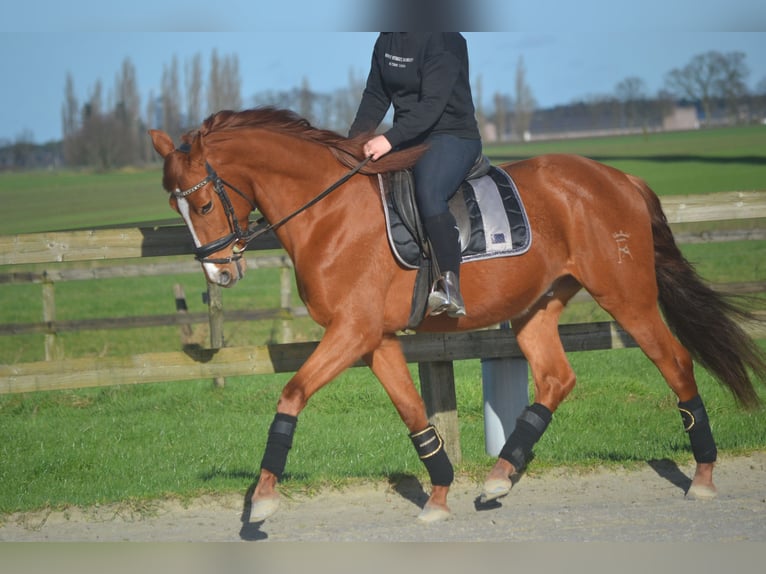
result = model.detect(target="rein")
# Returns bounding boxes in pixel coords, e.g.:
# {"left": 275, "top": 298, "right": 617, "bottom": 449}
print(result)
{"left": 244, "top": 155, "right": 371, "bottom": 243}
{"left": 173, "top": 155, "right": 371, "bottom": 263}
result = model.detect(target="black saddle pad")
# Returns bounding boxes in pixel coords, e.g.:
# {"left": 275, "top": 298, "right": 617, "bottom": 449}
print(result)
{"left": 379, "top": 166, "right": 532, "bottom": 270}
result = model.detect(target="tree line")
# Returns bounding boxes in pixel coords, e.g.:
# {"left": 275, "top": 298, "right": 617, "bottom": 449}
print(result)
{"left": 60, "top": 51, "right": 244, "bottom": 170}
{"left": 1, "top": 49, "right": 764, "bottom": 171}
{"left": 54, "top": 50, "right": 367, "bottom": 171}
{"left": 491, "top": 50, "right": 764, "bottom": 141}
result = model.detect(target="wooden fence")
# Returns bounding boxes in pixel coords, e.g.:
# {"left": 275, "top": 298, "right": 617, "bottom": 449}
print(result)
{"left": 0, "top": 255, "right": 305, "bottom": 352}
{"left": 1, "top": 190, "right": 765, "bottom": 462}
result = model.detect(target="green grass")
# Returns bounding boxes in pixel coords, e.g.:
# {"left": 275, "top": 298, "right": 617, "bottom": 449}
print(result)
{"left": 485, "top": 125, "right": 766, "bottom": 196}
{"left": 1, "top": 127, "right": 765, "bottom": 515}
{"left": 1, "top": 125, "right": 764, "bottom": 235}
{"left": 1, "top": 353, "right": 764, "bottom": 514}
{"left": 0, "top": 168, "right": 167, "bottom": 235}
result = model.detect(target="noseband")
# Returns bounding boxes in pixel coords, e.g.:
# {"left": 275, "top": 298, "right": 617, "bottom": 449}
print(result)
{"left": 172, "top": 150, "right": 370, "bottom": 265}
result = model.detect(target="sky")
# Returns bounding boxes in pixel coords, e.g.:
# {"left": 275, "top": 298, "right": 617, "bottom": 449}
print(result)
{"left": 1, "top": 0, "right": 765, "bottom": 144}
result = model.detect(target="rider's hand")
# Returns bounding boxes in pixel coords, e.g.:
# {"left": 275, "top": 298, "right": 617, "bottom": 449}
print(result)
{"left": 363, "top": 135, "right": 392, "bottom": 161}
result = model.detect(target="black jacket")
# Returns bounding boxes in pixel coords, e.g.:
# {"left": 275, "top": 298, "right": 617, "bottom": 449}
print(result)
{"left": 349, "top": 33, "right": 480, "bottom": 148}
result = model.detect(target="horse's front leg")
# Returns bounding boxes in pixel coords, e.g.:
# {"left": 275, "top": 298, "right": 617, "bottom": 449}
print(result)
{"left": 250, "top": 325, "right": 380, "bottom": 522}
{"left": 363, "top": 334, "right": 453, "bottom": 523}
{"left": 481, "top": 305, "right": 576, "bottom": 503}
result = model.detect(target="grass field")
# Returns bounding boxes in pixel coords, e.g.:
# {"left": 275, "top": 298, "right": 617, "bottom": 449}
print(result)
{"left": 486, "top": 125, "right": 766, "bottom": 196}
{"left": 1, "top": 125, "right": 765, "bottom": 235}
{"left": 1, "top": 126, "right": 765, "bottom": 514}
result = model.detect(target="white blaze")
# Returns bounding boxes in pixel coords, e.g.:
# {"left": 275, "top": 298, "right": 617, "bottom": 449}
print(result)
{"left": 176, "top": 194, "right": 225, "bottom": 282}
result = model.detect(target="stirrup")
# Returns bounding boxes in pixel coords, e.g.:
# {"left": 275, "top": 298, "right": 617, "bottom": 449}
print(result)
{"left": 427, "top": 271, "right": 466, "bottom": 318}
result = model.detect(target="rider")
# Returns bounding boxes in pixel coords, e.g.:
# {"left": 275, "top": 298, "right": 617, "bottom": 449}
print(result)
{"left": 349, "top": 32, "right": 483, "bottom": 318}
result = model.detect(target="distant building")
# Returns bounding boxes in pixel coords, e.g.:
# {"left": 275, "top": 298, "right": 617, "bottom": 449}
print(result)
{"left": 663, "top": 106, "right": 699, "bottom": 131}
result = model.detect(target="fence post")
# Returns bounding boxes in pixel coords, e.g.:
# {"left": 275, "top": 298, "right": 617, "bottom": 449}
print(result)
{"left": 418, "top": 361, "right": 461, "bottom": 465}
{"left": 173, "top": 283, "right": 194, "bottom": 347}
{"left": 206, "top": 283, "right": 226, "bottom": 388}
{"left": 41, "top": 275, "right": 62, "bottom": 361}
{"left": 480, "top": 322, "right": 529, "bottom": 456}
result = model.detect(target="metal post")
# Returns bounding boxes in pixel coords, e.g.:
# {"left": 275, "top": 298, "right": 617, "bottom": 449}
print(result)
{"left": 480, "top": 322, "right": 529, "bottom": 456}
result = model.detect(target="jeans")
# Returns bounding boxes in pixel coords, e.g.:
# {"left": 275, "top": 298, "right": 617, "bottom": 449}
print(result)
{"left": 412, "top": 133, "right": 483, "bottom": 219}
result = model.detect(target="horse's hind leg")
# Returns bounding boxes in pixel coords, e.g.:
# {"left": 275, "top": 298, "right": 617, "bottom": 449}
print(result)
{"left": 598, "top": 299, "right": 718, "bottom": 499}
{"left": 582, "top": 226, "right": 719, "bottom": 499}
{"left": 363, "top": 334, "right": 453, "bottom": 523}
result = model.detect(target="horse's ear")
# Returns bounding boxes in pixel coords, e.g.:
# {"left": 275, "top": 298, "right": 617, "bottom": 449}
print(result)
{"left": 149, "top": 129, "right": 175, "bottom": 158}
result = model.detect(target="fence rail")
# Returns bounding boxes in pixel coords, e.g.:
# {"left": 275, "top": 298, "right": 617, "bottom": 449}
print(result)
{"left": 0, "top": 254, "right": 307, "bottom": 338}
{"left": 1, "top": 191, "right": 764, "bottom": 267}
{"left": 0, "top": 322, "right": 641, "bottom": 394}
{"left": 6, "top": 316, "right": 764, "bottom": 396}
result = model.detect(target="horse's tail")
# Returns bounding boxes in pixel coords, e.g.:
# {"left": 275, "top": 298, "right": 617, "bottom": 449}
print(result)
{"left": 630, "top": 175, "right": 765, "bottom": 408}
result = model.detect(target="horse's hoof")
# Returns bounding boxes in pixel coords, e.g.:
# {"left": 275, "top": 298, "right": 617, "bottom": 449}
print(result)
{"left": 479, "top": 477, "right": 512, "bottom": 504}
{"left": 417, "top": 505, "right": 451, "bottom": 523}
{"left": 250, "top": 496, "right": 280, "bottom": 522}
{"left": 686, "top": 483, "right": 718, "bottom": 500}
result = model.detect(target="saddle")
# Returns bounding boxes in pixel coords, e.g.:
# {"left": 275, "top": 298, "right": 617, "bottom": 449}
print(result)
{"left": 379, "top": 156, "right": 531, "bottom": 329}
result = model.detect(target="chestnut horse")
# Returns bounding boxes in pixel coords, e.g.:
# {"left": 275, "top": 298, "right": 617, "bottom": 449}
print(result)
{"left": 150, "top": 108, "right": 764, "bottom": 523}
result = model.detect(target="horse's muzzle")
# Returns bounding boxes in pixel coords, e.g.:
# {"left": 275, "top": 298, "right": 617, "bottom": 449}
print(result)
{"left": 202, "top": 255, "right": 246, "bottom": 288}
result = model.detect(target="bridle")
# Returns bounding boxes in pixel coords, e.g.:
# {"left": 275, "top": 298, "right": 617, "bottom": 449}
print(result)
{"left": 172, "top": 151, "right": 370, "bottom": 265}
{"left": 172, "top": 161, "right": 254, "bottom": 264}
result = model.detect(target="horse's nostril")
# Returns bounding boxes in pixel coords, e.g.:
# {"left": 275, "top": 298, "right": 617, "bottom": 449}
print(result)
{"left": 218, "top": 270, "right": 231, "bottom": 286}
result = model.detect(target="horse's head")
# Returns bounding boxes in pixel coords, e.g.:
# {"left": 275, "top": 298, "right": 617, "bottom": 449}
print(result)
{"left": 149, "top": 129, "right": 253, "bottom": 288}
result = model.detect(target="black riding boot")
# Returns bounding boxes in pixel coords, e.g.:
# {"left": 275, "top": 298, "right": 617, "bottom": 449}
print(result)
{"left": 424, "top": 212, "right": 465, "bottom": 317}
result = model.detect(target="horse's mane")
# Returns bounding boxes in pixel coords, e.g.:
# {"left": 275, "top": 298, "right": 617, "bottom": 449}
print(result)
{"left": 184, "top": 107, "right": 425, "bottom": 175}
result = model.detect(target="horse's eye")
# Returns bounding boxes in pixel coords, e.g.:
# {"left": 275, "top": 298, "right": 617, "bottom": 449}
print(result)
{"left": 200, "top": 201, "right": 214, "bottom": 215}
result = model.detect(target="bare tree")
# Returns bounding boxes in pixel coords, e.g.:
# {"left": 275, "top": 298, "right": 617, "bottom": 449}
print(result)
{"left": 314, "top": 92, "right": 334, "bottom": 129}
{"left": 220, "top": 54, "right": 242, "bottom": 110}
{"left": 114, "top": 58, "right": 141, "bottom": 165}
{"left": 145, "top": 90, "right": 159, "bottom": 162}
{"left": 328, "top": 67, "right": 366, "bottom": 133}
{"left": 11, "top": 129, "right": 36, "bottom": 168}
{"left": 473, "top": 74, "right": 489, "bottom": 141}
{"left": 85, "top": 79, "right": 103, "bottom": 119}
{"left": 186, "top": 53, "right": 203, "bottom": 128}
{"left": 492, "top": 92, "right": 511, "bottom": 141}
{"left": 715, "top": 51, "right": 749, "bottom": 123}
{"left": 161, "top": 56, "right": 183, "bottom": 140}
{"left": 755, "top": 77, "right": 766, "bottom": 120}
{"left": 79, "top": 80, "right": 124, "bottom": 170}
{"left": 615, "top": 76, "right": 648, "bottom": 128}
{"left": 207, "top": 50, "right": 222, "bottom": 115}
{"left": 298, "top": 77, "right": 316, "bottom": 123}
{"left": 61, "top": 73, "right": 80, "bottom": 164}
{"left": 665, "top": 50, "right": 750, "bottom": 126}
{"left": 513, "top": 56, "right": 536, "bottom": 140}
{"left": 207, "top": 51, "right": 242, "bottom": 114}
